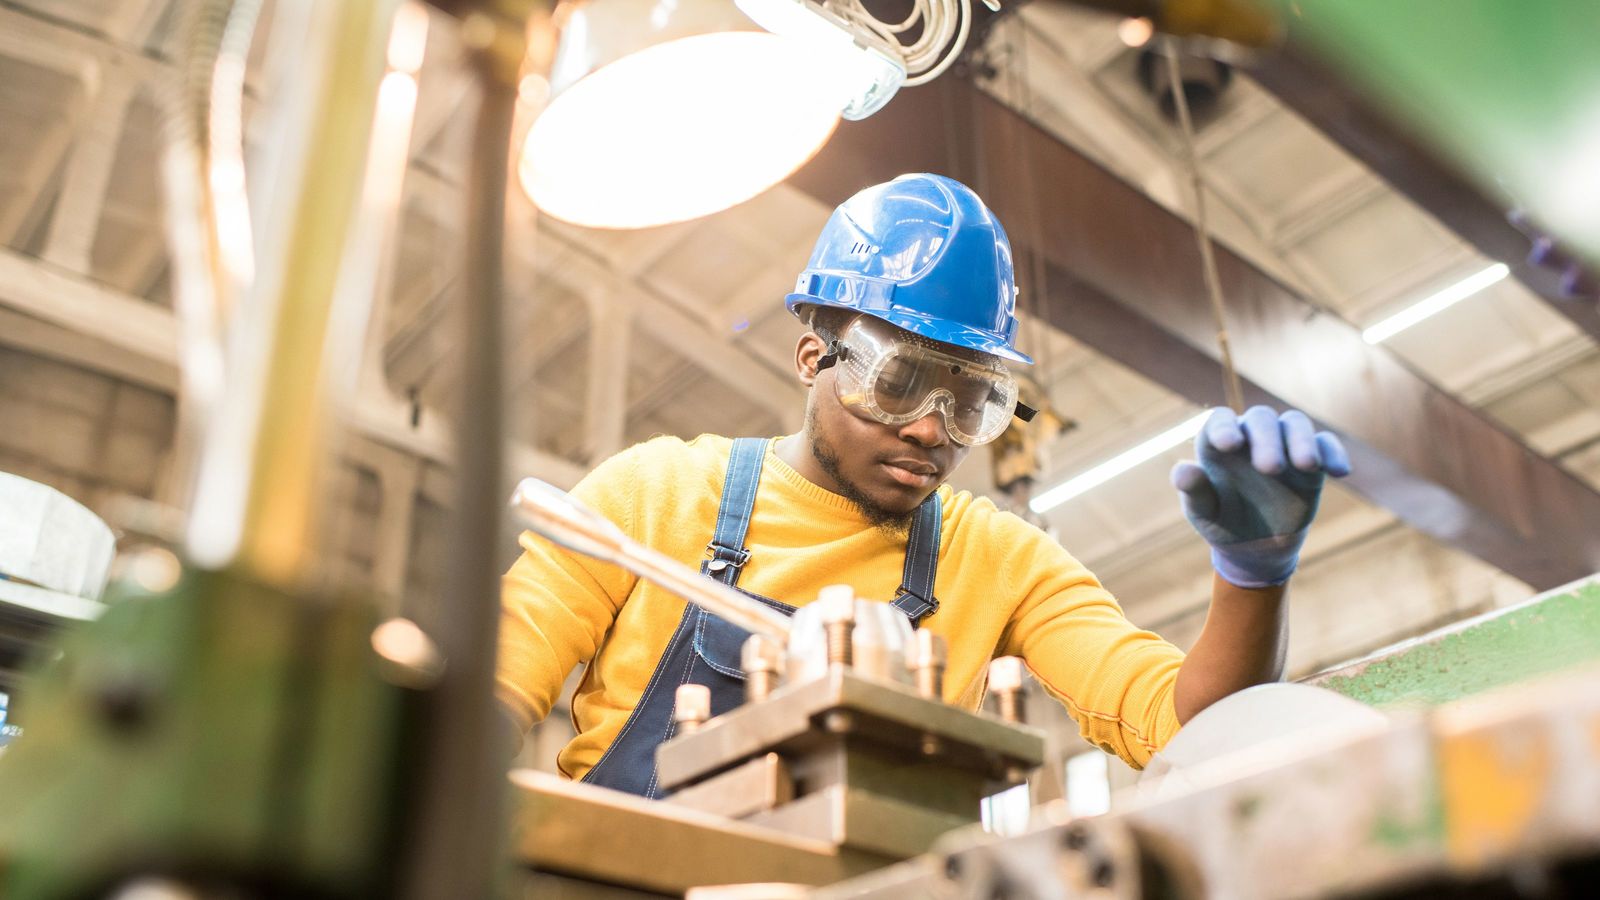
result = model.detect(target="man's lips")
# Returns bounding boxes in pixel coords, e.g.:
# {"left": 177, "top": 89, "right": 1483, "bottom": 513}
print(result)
{"left": 881, "top": 459, "right": 939, "bottom": 488}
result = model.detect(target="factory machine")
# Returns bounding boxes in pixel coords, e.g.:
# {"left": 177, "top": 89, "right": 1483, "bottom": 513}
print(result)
{"left": 0, "top": 0, "right": 1598, "bottom": 897}
{"left": 506, "top": 484, "right": 1600, "bottom": 899}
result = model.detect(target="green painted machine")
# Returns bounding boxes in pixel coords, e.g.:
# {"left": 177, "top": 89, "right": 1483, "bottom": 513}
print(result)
{"left": 1260, "top": 0, "right": 1600, "bottom": 272}
{"left": 1309, "top": 576, "right": 1600, "bottom": 708}
{"left": 0, "top": 571, "right": 408, "bottom": 896}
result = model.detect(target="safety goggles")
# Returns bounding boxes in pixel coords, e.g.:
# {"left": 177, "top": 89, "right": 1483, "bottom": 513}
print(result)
{"left": 817, "top": 316, "right": 1035, "bottom": 446}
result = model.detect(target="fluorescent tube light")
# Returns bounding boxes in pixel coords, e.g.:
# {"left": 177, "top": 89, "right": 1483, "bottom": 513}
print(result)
{"left": 1361, "top": 263, "right": 1510, "bottom": 344}
{"left": 1030, "top": 411, "right": 1211, "bottom": 514}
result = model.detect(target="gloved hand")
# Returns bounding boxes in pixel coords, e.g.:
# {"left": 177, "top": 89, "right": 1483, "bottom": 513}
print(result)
{"left": 1171, "top": 406, "right": 1351, "bottom": 589}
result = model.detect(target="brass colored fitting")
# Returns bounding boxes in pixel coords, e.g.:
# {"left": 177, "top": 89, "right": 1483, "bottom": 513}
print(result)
{"left": 989, "top": 656, "right": 1026, "bottom": 724}
{"left": 741, "top": 634, "right": 783, "bottom": 703}
{"left": 817, "top": 585, "right": 857, "bottom": 668}
{"left": 673, "top": 684, "right": 711, "bottom": 734}
{"left": 906, "top": 629, "right": 948, "bottom": 700}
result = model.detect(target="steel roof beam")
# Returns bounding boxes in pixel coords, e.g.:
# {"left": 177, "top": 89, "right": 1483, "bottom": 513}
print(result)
{"left": 788, "top": 78, "right": 1600, "bottom": 589}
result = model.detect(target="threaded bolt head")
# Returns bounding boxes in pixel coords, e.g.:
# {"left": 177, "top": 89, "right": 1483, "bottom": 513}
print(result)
{"left": 817, "top": 585, "right": 857, "bottom": 624}
{"left": 674, "top": 684, "right": 711, "bottom": 732}
{"left": 989, "top": 656, "right": 1024, "bottom": 693}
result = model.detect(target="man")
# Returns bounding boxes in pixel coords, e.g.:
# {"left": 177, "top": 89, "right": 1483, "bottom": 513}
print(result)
{"left": 497, "top": 173, "right": 1349, "bottom": 798}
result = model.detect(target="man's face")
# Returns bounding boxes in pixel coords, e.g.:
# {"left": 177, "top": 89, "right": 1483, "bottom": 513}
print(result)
{"left": 798, "top": 329, "right": 975, "bottom": 530}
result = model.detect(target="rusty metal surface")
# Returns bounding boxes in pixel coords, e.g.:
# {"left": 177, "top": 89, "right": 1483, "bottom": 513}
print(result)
{"left": 786, "top": 78, "right": 1600, "bottom": 591}
{"left": 1123, "top": 665, "right": 1600, "bottom": 897}
{"left": 656, "top": 668, "right": 1044, "bottom": 792}
{"left": 1119, "top": 713, "right": 1443, "bottom": 898}
{"left": 808, "top": 665, "right": 1600, "bottom": 899}
{"left": 1431, "top": 665, "right": 1600, "bottom": 876}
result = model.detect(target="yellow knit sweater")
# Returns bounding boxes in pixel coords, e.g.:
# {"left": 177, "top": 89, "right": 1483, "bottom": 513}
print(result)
{"left": 497, "top": 435, "right": 1185, "bottom": 776}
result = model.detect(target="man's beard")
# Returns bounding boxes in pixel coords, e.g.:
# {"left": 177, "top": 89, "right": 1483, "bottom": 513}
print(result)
{"left": 808, "top": 405, "right": 915, "bottom": 537}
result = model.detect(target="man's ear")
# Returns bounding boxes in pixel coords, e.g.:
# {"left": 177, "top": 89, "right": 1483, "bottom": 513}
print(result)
{"left": 795, "top": 332, "right": 829, "bottom": 387}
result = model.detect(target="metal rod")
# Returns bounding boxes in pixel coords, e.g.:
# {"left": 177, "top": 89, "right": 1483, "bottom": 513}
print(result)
{"left": 399, "top": 23, "right": 517, "bottom": 900}
{"left": 510, "top": 478, "right": 793, "bottom": 642}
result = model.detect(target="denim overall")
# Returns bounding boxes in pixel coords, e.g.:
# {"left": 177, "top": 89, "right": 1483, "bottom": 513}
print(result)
{"left": 581, "top": 438, "right": 944, "bottom": 798}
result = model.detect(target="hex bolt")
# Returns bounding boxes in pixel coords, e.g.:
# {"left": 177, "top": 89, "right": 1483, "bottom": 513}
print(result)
{"left": 742, "top": 634, "right": 783, "bottom": 703}
{"left": 906, "top": 629, "right": 948, "bottom": 700}
{"left": 674, "top": 684, "right": 711, "bottom": 734}
{"left": 817, "top": 584, "right": 857, "bottom": 668}
{"left": 989, "top": 656, "right": 1026, "bottom": 724}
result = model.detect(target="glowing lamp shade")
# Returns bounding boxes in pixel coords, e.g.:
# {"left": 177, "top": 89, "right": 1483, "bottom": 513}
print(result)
{"left": 521, "top": 28, "right": 844, "bottom": 229}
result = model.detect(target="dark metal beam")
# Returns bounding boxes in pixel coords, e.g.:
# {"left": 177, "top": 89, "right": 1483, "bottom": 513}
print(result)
{"left": 787, "top": 77, "right": 1600, "bottom": 590}
{"left": 1250, "top": 47, "right": 1600, "bottom": 343}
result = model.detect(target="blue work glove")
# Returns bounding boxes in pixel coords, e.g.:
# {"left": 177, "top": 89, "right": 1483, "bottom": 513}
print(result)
{"left": 1171, "top": 406, "right": 1351, "bottom": 589}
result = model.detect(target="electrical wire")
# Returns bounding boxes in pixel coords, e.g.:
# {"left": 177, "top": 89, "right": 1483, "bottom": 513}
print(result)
{"left": 831, "top": 0, "right": 980, "bottom": 86}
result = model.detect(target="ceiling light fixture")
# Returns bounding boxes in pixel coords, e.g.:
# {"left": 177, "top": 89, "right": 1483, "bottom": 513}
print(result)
{"left": 519, "top": 0, "right": 976, "bottom": 230}
{"left": 1361, "top": 263, "right": 1510, "bottom": 344}
{"left": 735, "top": 0, "right": 906, "bottom": 120}
{"left": 1030, "top": 411, "right": 1211, "bottom": 514}
{"left": 520, "top": 1, "right": 847, "bottom": 230}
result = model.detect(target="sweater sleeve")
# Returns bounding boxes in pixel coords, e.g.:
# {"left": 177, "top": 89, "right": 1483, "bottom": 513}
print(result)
{"left": 997, "top": 517, "right": 1185, "bottom": 769}
{"left": 496, "top": 446, "right": 643, "bottom": 733}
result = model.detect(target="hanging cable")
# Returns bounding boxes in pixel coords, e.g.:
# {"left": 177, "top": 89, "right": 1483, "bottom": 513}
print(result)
{"left": 1163, "top": 36, "right": 1245, "bottom": 413}
{"left": 1008, "top": 19, "right": 1054, "bottom": 392}
{"left": 831, "top": 0, "right": 981, "bottom": 86}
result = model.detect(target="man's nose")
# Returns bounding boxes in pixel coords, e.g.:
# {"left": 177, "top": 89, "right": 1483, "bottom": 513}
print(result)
{"left": 898, "top": 410, "right": 951, "bottom": 448}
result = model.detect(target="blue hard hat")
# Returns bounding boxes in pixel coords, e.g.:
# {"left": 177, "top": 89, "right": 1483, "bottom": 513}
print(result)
{"left": 786, "top": 173, "right": 1032, "bottom": 365}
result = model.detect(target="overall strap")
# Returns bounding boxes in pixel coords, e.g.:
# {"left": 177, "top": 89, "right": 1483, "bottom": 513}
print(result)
{"left": 890, "top": 492, "right": 943, "bottom": 626}
{"left": 701, "top": 438, "right": 769, "bottom": 587}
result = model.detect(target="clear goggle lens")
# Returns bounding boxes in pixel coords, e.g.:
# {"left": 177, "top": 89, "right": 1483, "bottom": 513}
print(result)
{"left": 828, "top": 317, "right": 1020, "bottom": 446}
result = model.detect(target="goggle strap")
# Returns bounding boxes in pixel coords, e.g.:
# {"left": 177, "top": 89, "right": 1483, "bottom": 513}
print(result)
{"left": 1014, "top": 401, "right": 1038, "bottom": 423}
{"left": 814, "top": 341, "right": 849, "bottom": 373}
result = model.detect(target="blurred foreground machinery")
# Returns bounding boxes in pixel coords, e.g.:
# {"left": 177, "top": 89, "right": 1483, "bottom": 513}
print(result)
{"left": 507, "top": 576, "right": 1600, "bottom": 899}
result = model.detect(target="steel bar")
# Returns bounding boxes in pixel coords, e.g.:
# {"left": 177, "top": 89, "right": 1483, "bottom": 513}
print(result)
{"left": 787, "top": 78, "right": 1600, "bottom": 590}
{"left": 510, "top": 478, "right": 793, "bottom": 641}
{"left": 397, "top": 16, "right": 521, "bottom": 898}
